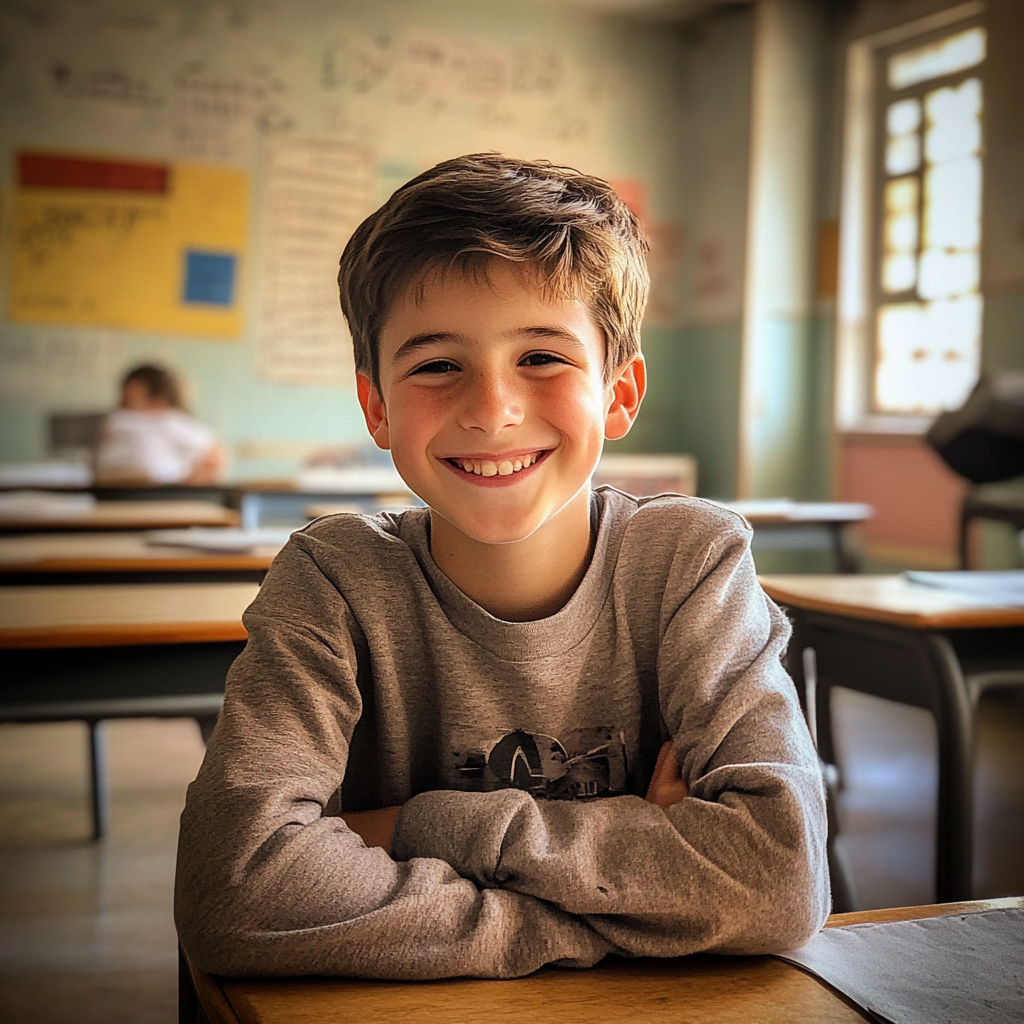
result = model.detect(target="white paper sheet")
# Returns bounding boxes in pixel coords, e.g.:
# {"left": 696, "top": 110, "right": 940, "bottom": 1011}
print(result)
{"left": 906, "top": 570, "right": 1024, "bottom": 606}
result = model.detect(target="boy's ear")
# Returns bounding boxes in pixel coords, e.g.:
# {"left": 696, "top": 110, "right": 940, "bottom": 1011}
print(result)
{"left": 356, "top": 373, "right": 391, "bottom": 450}
{"left": 604, "top": 355, "right": 646, "bottom": 441}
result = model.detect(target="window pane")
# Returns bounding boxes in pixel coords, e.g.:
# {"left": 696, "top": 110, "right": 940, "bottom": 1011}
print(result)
{"left": 875, "top": 295, "right": 982, "bottom": 413}
{"left": 925, "top": 78, "right": 981, "bottom": 164}
{"left": 888, "top": 26, "right": 986, "bottom": 89}
{"left": 924, "top": 158, "right": 981, "bottom": 249}
{"left": 918, "top": 248, "right": 979, "bottom": 299}
{"left": 887, "top": 98, "right": 921, "bottom": 135}
{"left": 885, "top": 211, "right": 918, "bottom": 252}
{"left": 883, "top": 253, "right": 917, "bottom": 292}
{"left": 886, "top": 133, "right": 921, "bottom": 175}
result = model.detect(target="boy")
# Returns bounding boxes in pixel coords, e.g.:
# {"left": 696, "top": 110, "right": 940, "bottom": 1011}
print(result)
{"left": 175, "top": 153, "right": 829, "bottom": 980}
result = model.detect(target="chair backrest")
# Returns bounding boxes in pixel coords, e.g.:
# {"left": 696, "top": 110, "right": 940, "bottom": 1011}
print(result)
{"left": 49, "top": 412, "right": 106, "bottom": 453}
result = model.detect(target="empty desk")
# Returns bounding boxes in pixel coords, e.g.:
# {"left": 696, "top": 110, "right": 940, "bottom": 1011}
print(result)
{"left": 0, "top": 531, "right": 283, "bottom": 584}
{"left": 718, "top": 500, "right": 872, "bottom": 573}
{"left": 0, "top": 582, "right": 255, "bottom": 837}
{"left": 759, "top": 573, "right": 1024, "bottom": 902}
{"left": 0, "top": 499, "right": 239, "bottom": 533}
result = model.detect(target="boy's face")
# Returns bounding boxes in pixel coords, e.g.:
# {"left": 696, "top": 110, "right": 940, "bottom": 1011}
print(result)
{"left": 357, "top": 260, "right": 644, "bottom": 546}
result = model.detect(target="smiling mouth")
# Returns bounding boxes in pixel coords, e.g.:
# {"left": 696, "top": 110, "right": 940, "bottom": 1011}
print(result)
{"left": 445, "top": 451, "right": 547, "bottom": 477}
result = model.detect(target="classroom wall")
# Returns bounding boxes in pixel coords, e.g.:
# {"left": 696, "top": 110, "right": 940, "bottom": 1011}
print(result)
{"left": 833, "top": 0, "right": 1024, "bottom": 568}
{"left": 612, "top": 6, "right": 755, "bottom": 500}
{"left": 0, "top": 0, "right": 690, "bottom": 479}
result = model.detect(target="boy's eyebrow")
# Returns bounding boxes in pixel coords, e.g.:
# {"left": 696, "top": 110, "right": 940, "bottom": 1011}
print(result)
{"left": 514, "top": 325, "right": 589, "bottom": 353}
{"left": 391, "top": 326, "right": 589, "bottom": 362}
{"left": 392, "top": 332, "right": 463, "bottom": 362}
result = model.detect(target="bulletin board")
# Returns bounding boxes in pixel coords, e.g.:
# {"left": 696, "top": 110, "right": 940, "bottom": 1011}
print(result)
{"left": 9, "top": 151, "right": 248, "bottom": 338}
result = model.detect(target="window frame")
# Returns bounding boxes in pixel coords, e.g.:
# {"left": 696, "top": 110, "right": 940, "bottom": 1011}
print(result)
{"left": 835, "top": 1, "right": 987, "bottom": 435}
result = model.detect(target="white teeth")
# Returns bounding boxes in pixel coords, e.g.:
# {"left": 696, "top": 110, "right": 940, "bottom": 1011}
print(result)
{"left": 453, "top": 453, "right": 541, "bottom": 475}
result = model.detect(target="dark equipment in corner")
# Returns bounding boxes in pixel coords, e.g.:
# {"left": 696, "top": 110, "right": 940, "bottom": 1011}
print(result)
{"left": 926, "top": 373, "right": 1024, "bottom": 483}
{"left": 926, "top": 373, "right": 1024, "bottom": 567}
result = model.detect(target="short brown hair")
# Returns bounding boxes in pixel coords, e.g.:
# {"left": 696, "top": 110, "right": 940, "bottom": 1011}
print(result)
{"left": 337, "top": 153, "right": 649, "bottom": 389}
{"left": 122, "top": 363, "right": 183, "bottom": 408}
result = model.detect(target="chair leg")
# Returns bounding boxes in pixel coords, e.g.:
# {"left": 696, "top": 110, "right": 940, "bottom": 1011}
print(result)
{"left": 179, "top": 944, "right": 212, "bottom": 1024}
{"left": 824, "top": 763, "right": 858, "bottom": 913}
{"left": 196, "top": 714, "right": 219, "bottom": 744}
{"left": 88, "top": 720, "right": 110, "bottom": 840}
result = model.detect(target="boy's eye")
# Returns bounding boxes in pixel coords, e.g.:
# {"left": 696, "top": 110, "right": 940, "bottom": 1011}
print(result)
{"left": 520, "top": 351, "right": 567, "bottom": 367}
{"left": 411, "top": 359, "right": 460, "bottom": 376}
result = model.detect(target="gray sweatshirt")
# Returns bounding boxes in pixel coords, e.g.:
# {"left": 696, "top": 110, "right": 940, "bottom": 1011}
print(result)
{"left": 175, "top": 487, "right": 830, "bottom": 980}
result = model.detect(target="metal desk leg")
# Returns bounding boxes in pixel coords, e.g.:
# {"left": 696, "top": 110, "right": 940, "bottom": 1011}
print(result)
{"left": 88, "top": 719, "right": 110, "bottom": 840}
{"left": 921, "top": 632, "right": 975, "bottom": 902}
{"left": 830, "top": 523, "right": 859, "bottom": 574}
{"left": 786, "top": 611, "right": 976, "bottom": 902}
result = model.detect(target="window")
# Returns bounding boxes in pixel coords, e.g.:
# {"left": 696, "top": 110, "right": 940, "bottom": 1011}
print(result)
{"left": 835, "top": 3, "right": 987, "bottom": 433}
{"left": 873, "top": 24, "right": 986, "bottom": 415}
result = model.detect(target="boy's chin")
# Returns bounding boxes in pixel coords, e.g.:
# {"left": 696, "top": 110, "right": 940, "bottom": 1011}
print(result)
{"left": 430, "top": 506, "right": 555, "bottom": 548}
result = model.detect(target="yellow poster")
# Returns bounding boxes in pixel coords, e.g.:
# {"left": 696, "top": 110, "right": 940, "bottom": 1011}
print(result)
{"left": 9, "top": 152, "right": 248, "bottom": 338}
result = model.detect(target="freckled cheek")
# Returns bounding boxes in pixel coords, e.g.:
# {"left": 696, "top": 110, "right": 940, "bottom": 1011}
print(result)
{"left": 386, "top": 392, "right": 453, "bottom": 458}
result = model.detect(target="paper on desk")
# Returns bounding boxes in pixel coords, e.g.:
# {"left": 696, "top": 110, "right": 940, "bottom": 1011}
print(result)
{"left": 0, "top": 490, "right": 96, "bottom": 518}
{"left": 906, "top": 570, "right": 1024, "bottom": 607}
{"left": 776, "top": 908, "right": 1024, "bottom": 1024}
{"left": 146, "top": 528, "right": 293, "bottom": 552}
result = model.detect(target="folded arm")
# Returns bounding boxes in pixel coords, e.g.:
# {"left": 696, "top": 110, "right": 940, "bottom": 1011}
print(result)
{"left": 175, "top": 548, "right": 611, "bottom": 981}
{"left": 390, "top": 531, "right": 830, "bottom": 956}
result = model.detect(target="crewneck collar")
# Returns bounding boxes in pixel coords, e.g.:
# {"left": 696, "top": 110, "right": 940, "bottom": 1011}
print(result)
{"left": 398, "top": 489, "right": 631, "bottom": 662}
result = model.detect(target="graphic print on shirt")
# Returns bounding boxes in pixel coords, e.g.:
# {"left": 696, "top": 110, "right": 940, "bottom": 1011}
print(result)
{"left": 449, "top": 725, "right": 629, "bottom": 800}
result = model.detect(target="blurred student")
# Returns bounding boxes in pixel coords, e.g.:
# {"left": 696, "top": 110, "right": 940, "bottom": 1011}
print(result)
{"left": 93, "top": 364, "right": 225, "bottom": 484}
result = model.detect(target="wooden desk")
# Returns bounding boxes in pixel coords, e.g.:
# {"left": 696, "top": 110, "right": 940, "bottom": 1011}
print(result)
{"left": 760, "top": 573, "right": 1024, "bottom": 901}
{"left": 0, "top": 582, "right": 255, "bottom": 836}
{"left": 718, "top": 501, "right": 872, "bottom": 573}
{"left": 185, "top": 898, "right": 1023, "bottom": 1024}
{"left": 0, "top": 499, "right": 239, "bottom": 532}
{"left": 0, "top": 531, "right": 280, "bottom": 584}
{"left": 234, "top": 477, "right": 413, "bottom": 529}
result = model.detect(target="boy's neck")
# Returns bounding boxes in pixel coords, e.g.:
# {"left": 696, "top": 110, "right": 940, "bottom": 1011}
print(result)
{"left": 429, "top": 488, "right": 595, "bottom": 622}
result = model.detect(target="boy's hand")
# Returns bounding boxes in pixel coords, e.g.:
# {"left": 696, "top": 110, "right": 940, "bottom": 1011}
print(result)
{"left": 645, "top": 741, "right": 689, "bottom": 807}
{"left": 342, "top": 806, "right": 402, "bottom": 854}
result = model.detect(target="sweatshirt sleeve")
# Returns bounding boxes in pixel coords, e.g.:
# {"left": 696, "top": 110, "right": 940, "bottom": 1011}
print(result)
{"left": 391, "top": 522, "right": 831, "bottom": 957}
{"left": 174, "top": 539, "right": 611, "bottom": 980}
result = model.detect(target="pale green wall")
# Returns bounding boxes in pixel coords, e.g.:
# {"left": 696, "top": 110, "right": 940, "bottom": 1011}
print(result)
{"left": 0, "top": 0, "right": 688, "bottom": 478}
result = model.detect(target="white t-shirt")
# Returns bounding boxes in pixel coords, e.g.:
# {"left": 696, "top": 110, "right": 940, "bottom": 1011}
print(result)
{"left": 95, "top": 408, "right": 217, "bottom": 483}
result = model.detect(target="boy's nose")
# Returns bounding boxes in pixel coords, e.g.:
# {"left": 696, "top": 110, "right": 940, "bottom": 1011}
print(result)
{"left": 457, "top": 373, "right": 525, "bottom": 433}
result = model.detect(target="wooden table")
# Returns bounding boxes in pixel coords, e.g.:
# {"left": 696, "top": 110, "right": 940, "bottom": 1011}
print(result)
{"left": 234, "top": 476, "right": 413, "bottom": 529}
{"left": 760, "top": 573, "right": 1024, "bottom": 901}
{"left": 0, "top": 581, "right": 255, "bottom": 837}
{"left": 184, "top": 897, "right": 1023, "bottom": 1024}
{"left": 0, "top": 531, "right": 281, "bottom": 584}
{"left": 0, "top": 499, "right": 239, "bottom": 532}
{"left": 718, "top": 501, "right": 872, "bottom": 573}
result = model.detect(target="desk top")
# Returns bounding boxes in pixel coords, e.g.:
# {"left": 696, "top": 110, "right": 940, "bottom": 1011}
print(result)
{"left": 0, "top": 500, "right": 239, "bottom": 532}
{"left": 0, "top": 531, "right": 280, "bottom": 575}
{"left": 0, "top": 581, "right": 256, "bottom": 648}
{"left": 759, "top": 574, "right": 1024, "bottom": 629}
{"left": 192, "top": 898, "right": 1023, "bottom": 1024}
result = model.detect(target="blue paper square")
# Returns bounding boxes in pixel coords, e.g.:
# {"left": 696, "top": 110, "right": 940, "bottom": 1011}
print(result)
{"left": 183, "top": 250, "right": 236, "bottom": 306}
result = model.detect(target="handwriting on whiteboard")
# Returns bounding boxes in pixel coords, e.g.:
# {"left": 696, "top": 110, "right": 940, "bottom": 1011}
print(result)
{"left": 256, "top": 137, "right": 375, "bottom": 387}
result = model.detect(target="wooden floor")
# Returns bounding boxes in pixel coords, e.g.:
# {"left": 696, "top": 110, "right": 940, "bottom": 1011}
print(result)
{"left": 0, "top": 692, "right": 1022, "bottom": 1023}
